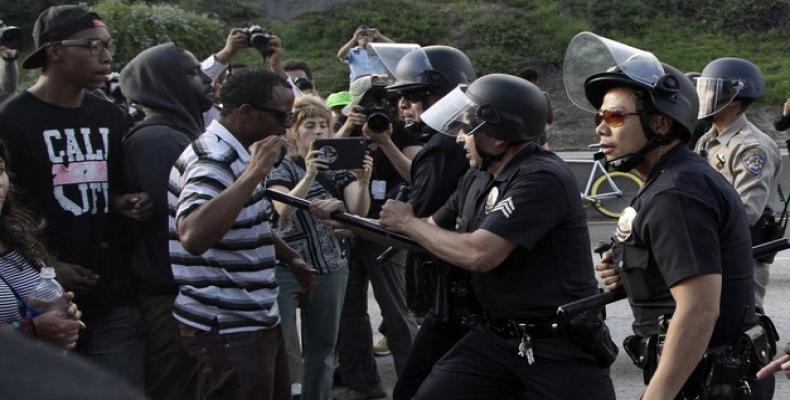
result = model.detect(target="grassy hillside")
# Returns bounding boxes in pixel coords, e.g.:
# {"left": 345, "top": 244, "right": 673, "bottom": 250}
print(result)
{"left": 252, "top": 0, "right": 790, "bottom": 103}
{"left": 6, "top": 0, "right": 789, "bottom": 148}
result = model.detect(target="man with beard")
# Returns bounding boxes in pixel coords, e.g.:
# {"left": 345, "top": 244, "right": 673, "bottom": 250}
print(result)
{"left": 119, "top": 42, "right": 215, "bottom": 400}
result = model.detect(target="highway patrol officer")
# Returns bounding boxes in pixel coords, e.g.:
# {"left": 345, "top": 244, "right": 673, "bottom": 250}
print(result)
{"left": 694, "top": 58, "right": 781, "bottom": 309}
{"left": 566, "top": 32, "right": 776, "bottom": 399}
{"left": 372, "top": 44, "right": 478, "bottom": 400}
{"left": 379, "top": 73, "right": 616, "bottom": 399}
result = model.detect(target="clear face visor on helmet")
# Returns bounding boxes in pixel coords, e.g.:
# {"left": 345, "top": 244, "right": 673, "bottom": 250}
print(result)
{"left": 367, "top": 42, "right": 422, "bottom": 83}
{"left": 421, "top": 85, "right": 485, "bottom": 137}
{"left": 563, "top": 31, "right": 665, "bottom": 113}
{"left": 695, "top": 77, "right": 744, "bottom": 119}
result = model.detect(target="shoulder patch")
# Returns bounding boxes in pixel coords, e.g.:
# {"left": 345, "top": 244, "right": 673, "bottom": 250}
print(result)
{"left": 741, "top": 147, "right": 767, "bottom": 175}
{"left": 491, "top": 196, "right": 515, "bottom": 218}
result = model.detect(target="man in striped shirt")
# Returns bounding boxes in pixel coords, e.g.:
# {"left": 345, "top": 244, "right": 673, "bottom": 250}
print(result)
{"left": 169, "top": 69, "right": 315, "bottom": 400}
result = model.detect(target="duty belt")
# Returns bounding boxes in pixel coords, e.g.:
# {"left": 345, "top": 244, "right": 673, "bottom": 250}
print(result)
{"left": 482, "top": 311, "right": 575, "bottom": 365}
{"left": 482, "top": 313, "right": 573, "bottom": 340}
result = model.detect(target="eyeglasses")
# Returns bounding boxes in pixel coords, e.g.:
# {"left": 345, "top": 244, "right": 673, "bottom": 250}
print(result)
{"left": 401, "top": 89, "right": 430, "bottom": 102}
{"left": 251, "top": 105, "right": 294, "bottom": 128}
{"left": 52, "top": 38, "right": 117, "bottom": 56}
{"left": 595, "top": 109, "right": 640, "bottom": 127}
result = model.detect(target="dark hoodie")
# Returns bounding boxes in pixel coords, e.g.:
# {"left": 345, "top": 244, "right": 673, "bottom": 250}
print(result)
{"left": 120, "top": 42, "right": 207, "bottom": 294}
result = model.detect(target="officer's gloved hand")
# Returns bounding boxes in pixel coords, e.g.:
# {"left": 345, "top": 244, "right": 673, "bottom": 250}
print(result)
{"left": 594, "top": 249, "right": 621, "bottom": 291}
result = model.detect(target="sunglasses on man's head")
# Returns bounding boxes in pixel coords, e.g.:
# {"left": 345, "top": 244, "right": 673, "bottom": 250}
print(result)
{"left": 595, "top": 109, "right": 640, "bottom": 128}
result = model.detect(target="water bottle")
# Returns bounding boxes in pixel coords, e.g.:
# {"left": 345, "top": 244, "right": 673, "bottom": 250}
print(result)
{"left": 25, "top": 267, "right": 69, "bottom": 317}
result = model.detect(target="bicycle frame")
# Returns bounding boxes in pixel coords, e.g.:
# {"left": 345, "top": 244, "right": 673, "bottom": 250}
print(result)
{"left": 565, "top": 158, "right": 623, "bottom": 203}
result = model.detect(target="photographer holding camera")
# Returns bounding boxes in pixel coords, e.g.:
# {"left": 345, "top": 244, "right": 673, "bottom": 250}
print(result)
{"left": 283, "top": 59, "right": 317, "bottom": 96}
{"left": 337, "top": 25, "right": 393, "bottom": 83}
{"left": 200, "top": 26, "right": 295, "bottom": 121}
{"left": 0, "top": 19, "right": 20, "bottom": 105}
{"left": 331, "top": 74, "right": 421, "bottom": 399}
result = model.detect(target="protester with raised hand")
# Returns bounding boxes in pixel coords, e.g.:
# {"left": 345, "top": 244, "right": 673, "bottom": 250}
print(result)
{"left": 171, "top": 69, "right": 314, "bottom": 400}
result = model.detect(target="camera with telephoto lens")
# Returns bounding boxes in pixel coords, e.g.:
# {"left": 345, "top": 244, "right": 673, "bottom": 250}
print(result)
{"left": 358, "top": 75, "right": 394, "bottom": 133}
{"left": 242, "top": 25, "right": 273, "bottom": 51}
{"left": 0, "top": 20, "right": 21, "bottom": 49}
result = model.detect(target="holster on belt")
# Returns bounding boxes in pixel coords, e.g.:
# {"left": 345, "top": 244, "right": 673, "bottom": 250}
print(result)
{"left": 625, "top": 314, "right": 779, "bottom": 399}
{"left": 566, "top": 308, "right": 619, "bottom": 368}
{"left": 750, "top": 207, "right": 784, "bottom": 264}
{"left": 433, "top": 266, "right": 479, "bottom": 328}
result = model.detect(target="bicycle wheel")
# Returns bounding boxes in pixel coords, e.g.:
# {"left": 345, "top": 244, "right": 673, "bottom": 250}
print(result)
{"left": 590, "top": 172, "right": 643, "bottom": 218}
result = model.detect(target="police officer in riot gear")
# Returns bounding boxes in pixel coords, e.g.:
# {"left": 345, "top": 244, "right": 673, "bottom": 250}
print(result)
{"left": 379, "top": 44, "right": 476, "bottom": 215}
{"left": 379, "top": 73, "right": 616, "bottom": 400}
{"left": 567, "top": 32, "right": 776, "bottom": 399}
{"left": 693, "top": 57, "right": 781, "bottom": 310}
{"left": 373, "top": 44, "right": 478, "bottom": 400}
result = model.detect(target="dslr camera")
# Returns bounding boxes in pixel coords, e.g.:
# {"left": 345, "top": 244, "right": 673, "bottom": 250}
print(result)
{"left": 0, "top": 20, "right": 21, "bottom": 49}
{"left": 242, "top": 25, "right": 273, "bottom": 52}
{"left": 357, "top": 75, "right": 394, "bottom": 133}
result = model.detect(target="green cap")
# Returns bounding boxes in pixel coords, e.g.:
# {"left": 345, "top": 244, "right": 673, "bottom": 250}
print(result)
{"left": 326, "top": 91, "right": 352, "bottom": 109}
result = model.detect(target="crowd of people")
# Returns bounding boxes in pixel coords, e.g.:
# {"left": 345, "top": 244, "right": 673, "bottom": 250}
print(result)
{"left": 1, "top": 4, "right": 790, "bottom": 400}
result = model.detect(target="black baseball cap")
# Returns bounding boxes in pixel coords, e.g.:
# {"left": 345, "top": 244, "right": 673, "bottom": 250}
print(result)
{"left": 22, "top": 5, "right": 106, "bottom": 70}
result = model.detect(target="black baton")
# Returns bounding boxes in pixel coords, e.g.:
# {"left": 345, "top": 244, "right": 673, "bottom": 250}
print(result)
{"left": 556, "top": 237, "right": 790, "bottom": 317}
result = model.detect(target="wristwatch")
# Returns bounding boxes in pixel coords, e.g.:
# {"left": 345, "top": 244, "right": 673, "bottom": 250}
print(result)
{"left": 785, "top": 342, "right": 790, "bottom": 355}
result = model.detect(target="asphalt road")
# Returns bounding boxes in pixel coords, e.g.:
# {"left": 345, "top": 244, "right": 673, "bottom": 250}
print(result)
{"left": 344, "top": 220, "right": 790, "bottom": 399}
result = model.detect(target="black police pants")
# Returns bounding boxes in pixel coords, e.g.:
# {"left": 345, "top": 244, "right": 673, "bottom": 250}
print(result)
{"left": 413, "top": 325, "right": 615, "bottom": 400}
{"left": 392, "top": 312, "right": 468, "bottom": 400}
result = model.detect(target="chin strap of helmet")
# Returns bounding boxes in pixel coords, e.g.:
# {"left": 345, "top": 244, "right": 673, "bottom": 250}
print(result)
{"left": 473, "top": 131, "right": 507, "bottom": 171}
{"left": 601, "top": 95, "right": 672, "bottom": 172}
{"left": 405, "top": 120, "right": 434, "bottom": 142}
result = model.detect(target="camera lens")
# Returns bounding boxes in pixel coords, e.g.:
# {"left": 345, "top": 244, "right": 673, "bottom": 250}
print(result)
{"left": 0, "top": 26, "right": 21, "bottom": 48}
{"left": 367, "top": 112, "right": 390, "bottom": 133}
{"left": 249, "top": 32, "right": 269, "bottom": 49}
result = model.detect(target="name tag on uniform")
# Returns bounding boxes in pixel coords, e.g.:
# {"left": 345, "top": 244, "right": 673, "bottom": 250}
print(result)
{"left": 371, "top": 180, "right": 387, "bottom": 200}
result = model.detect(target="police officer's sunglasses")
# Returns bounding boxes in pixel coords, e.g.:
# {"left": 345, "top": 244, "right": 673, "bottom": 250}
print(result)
{"left": 595, "top": 109, "right": 640, "bottom": 127}
{"left": 401, "top": 89, "right": 431, "bottom": 102}
{"left": 50, "top": 38, "right": 117, "bottom": 56}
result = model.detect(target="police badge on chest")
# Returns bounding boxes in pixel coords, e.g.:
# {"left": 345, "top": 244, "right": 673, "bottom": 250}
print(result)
{"left": 616, "top": 207, "right": 637, "bottom": 242}
{"left": 485, "top": 187, "right": 499, "bottom": 214}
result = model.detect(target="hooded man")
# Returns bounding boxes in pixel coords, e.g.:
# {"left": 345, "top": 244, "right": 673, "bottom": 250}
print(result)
{"left": 119, "top": 42, "right": 214, "bottom": 400}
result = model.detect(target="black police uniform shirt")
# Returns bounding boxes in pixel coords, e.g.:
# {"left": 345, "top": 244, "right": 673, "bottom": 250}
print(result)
{"left": 433, "top": 144, "right": 598, "bottom": 321}
{"left": 409, "top": 129, "right": 469, "bottom": 218}
{"left": 367, "top": 122, "right": 421, "bottom": 218}
{"left": 612, "top": 144, "right": 756, "bottom": 345}
{"left": 0, "top": 91, "right": 131, "bottom": 315}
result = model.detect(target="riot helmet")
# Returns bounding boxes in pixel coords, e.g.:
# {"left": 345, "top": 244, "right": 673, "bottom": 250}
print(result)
{"left": 564, "top": 32, "right": 699, "bottom": 172}
{"left": 383, "top": 45, "right": 476, "bottom": 97}
{"left": 696, "top": 57, "right": 764, "bottom": 119}
{"left": 422, "top": 74, "right": 548, "bottom": 142}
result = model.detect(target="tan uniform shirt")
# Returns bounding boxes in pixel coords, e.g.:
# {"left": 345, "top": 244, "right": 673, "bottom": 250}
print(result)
{"left": 695, "top": 115, "right": 781, "bottom": 225}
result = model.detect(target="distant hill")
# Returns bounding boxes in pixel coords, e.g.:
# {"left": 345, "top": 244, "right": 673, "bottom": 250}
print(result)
{"left": 255, "top": 0, "right": 789, "bottom": 148}
{"left": 5, "top": 0, "right": 789, "bottom": 148}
